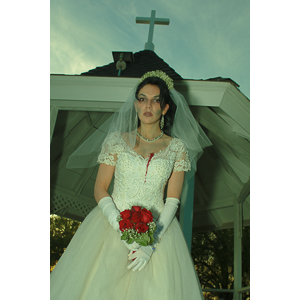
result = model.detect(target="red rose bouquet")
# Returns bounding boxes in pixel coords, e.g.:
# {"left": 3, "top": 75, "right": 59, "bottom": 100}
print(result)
{"left": 118, "top": 206, "right": 156, "bottom": 246}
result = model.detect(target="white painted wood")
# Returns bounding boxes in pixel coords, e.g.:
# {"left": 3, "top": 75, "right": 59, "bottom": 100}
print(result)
{"left": 233, "top": 201, "right": 243, "bottom": 300}
{"left": 179, "top": 173, "right": 195, "bottom": 252}
{"left": 50, "top": 105, "right": 58, "bottom": 143}
{"left": 194, "top": 106, "right": 250, "bottom": 158}
{"left": 50, "top": 76, "right": 138, "bottom": 103}
{"left": 50, "top": 75, "right": 231, "bottom": 107}
{"left": 174, "top": 80, "right": 229, "bottom": 106}
{"left": 51, "top": 184, "right": 96, "bottom": 207}
{"left": 194, "top": 174, "right": 210, "bottom": 205}
{"left": 236, "top": 178, "right": 250, "bottom": 204}
{"left": 208, "top": 209, "right": 224, "bottom": 228}
{"left": 220, "top": 84, "right": 250, "bottom": 135}
{"left": 194, "top": 196, "right": 234, "bottom": 213}
{"left": 50, "top": 99, "right": 123, "bottom": 112}
{"left": 51, "top": 118, "right": 96, "bottom": 176}
{"left": 212, "top": 107, "right": 250, "bottom": 140}
{"left": 73, "top": 166, "right": 97, "bottom": 196}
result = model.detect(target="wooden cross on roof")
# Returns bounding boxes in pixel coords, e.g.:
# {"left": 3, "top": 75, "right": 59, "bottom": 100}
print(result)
{"left": 136, "top": 10, "right": 170, "bottom": 51}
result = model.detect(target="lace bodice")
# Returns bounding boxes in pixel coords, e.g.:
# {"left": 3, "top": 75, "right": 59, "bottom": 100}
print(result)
{"left": 97, "top": 132, "right": 191, "bottom": 220}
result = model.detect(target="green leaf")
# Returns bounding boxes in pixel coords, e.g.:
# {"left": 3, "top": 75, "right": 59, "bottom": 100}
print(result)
{"left": 127, "top": 238, "right": 134, "bottom": 244}
{"left": 144, "top": 234, "right": 150, "bottom": 243}
{"left": 136, "top": 239, "right": 148, "bottom": 246}
{"left": 121, "top": 232, "right": 128, "bottom": 240}
{"left": 149, "top": 236, "right": 154, "bottom": 244}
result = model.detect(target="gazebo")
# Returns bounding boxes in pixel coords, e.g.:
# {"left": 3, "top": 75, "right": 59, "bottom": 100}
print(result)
{"left": 50, "top": 11, "right": 250, "bottom": 300}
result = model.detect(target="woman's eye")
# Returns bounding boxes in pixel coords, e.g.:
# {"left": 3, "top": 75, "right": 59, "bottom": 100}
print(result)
{"left": 138, "top": 98, "right": 145, "bottom": 102}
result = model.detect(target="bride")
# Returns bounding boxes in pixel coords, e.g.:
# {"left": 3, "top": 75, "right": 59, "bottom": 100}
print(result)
{"left": 50, "top": 70, "right": 211, "bottom": 299}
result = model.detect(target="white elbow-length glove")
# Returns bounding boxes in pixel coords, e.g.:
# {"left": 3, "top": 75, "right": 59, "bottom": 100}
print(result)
{"left": 98, "top": 196, "right": 140, "bottom": 252}
{"left": 127, "top": 197, "right": 180, "bottom": 272}
{"left": 98, "top": 196, "right": 120, "bottom": 231}
{"left": 127, "top": 246, "right": 154, "bottom": 272}
{"left": 153, "top": 197, "right": 180, "bottom": 246}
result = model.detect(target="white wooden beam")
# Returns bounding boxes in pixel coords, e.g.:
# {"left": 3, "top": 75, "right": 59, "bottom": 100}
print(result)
{"left": 233, "top": 200, "right": 243, "bottom": 300}
{"left": 194, "top": 106, "right": 250, "bottom": 159}
{"left": 194, "top": 174, "right": 210, "bottom": 205}
{"left": 174, "top": 80, "right": 229, "bottom": 106}
{"left": 194, "top": 196, "right": 235, "bottom": 213}
{"left": 208, "top": 209, "right": 224, "bottom": 228}
{"left": 73, "top": 166, "right": 98, "bottom": 196}
{"left": 236, "top": 178, "right": 250, "bottom": 204}
{"left": 208, "top": 139, "right": 244, "bottom": 193}
{"left": 50, "top": 105, "right": 58, "bottom": 144}
{"left": 212, "top": 107, "right": 249, "bottom": 140}
{"left": 50, "top": 75, "right": 236, "bottom": 107}
{"left": 179, "top": 173, "right": 195, "bottom": 253}
{"left": 212, "top": 136, "right": 250, "bottom": 181}
{"left": 220, "top": 83, "right": 250, "bottom": 135}
{"left": 50, "top": 75, "right": 138, "bottom": 103}
{"left": 50, "top": 118, "right": 96, "bottom": 176}
{"left": 50, "top": 99, "right": 123, "bottom": 112}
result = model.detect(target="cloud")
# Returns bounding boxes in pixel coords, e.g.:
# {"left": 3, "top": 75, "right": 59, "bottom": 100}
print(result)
{"left": 50, "top": 0, "right": 249, "bottom": 97}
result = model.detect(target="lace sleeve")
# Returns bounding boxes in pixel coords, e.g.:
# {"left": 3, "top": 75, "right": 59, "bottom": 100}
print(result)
{"left": 97, "top": 132, "right": 121, "bottom": 166}
{"left": 173, "top": 139, "right": 191, "bottom": 172}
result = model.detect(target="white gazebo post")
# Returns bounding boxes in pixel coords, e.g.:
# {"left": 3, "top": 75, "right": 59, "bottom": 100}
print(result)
{"left": 136, "top": 10, "right": 170, "bottom": 51}
{"left": 233, "top": 179, "right": 250, "bottom": 300}
{"left": 179, "top": 172, "right": 195, "bottom": 253}
{"left": 233, "top": 200, "right": 243, "bottom": 300}
{"left": 50, "top": 105, "right": 58, "bottom": 144}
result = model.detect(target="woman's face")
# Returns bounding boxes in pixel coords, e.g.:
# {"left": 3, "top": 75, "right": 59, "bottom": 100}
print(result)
{"left": 135, "top": 84, "right": 169, "bottom": 126}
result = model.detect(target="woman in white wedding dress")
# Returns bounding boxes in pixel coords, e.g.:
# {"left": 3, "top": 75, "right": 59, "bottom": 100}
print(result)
{"left": 50, "top": 70, "right": 211, "bottom": 300}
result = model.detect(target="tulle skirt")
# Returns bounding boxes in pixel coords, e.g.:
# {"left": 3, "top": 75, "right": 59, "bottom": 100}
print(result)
{"left": 50, "top": 206, "right": 204, "bottom": 300}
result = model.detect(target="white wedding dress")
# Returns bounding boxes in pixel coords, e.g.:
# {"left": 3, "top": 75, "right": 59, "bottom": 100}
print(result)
{"left": 50, "top": 132, "right": 204, "bottom": 300}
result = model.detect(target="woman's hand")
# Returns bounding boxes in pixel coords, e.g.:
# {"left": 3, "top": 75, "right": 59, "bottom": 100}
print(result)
{"left": 122, "top": 240, "right": 141, "bottom": 252}
{"left": 127, "top": 246, "right": 154, "bottom": 272}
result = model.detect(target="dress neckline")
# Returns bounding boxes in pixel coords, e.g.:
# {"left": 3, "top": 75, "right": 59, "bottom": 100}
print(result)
{"left": 120, "top": 134, "right": 175, "bottom": 160}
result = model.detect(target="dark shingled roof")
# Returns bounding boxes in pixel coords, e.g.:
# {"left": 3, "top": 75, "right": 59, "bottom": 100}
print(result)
{"left": 80, "top": 50, "right": 239, "bottom": 88}
{"left": 80, "top": 50, "right": 183, "bottom": 80}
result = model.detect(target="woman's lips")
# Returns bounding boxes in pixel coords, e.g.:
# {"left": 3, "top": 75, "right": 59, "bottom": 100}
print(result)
{"left": 143, "top": 112, "right": 153, "bottom": 117}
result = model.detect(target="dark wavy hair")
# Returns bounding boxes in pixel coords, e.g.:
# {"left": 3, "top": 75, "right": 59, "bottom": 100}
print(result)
{"left": 135, "top": 76, "right": 176, "bottom": 135}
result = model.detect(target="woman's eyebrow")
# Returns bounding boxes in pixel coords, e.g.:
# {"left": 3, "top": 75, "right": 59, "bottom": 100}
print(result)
{"left": 138, "top": 93, "right": 160, "bottom": 98}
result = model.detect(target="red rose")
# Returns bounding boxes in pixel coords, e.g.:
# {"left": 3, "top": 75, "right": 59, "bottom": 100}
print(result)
{"left": 131, "top": 206, "right": 142, "bottom": 223}
{"left": 131, "top": 211, "right": 141, "bottom": 223}
{"left": 119, "top": 219, "right": 133, "bottom": 232}
{"left": 131, "top": 206, "right": 141, "bottom": 213}
{"left": 120, "top": 209, "right": 131, "bottom": 219}
{"left": 135, "top": 222, "right": 149, "bottom": 233}
{"left": 140, "top": 208, "right": 153, "bottom": 223}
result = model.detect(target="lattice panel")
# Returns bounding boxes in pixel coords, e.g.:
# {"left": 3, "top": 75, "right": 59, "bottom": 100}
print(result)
{"left": 51, "top": 192, "right": 95, "bottom": 218}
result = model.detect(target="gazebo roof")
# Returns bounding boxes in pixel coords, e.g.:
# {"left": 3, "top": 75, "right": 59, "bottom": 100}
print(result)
{"left": 81, "top": 50, "right": 183, "bottom": 80}
{"left": 79, "top": 50, "right": 241, "bottom": 92}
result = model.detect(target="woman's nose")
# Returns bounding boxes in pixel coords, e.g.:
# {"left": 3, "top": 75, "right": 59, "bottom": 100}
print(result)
{"left": 145, "top": 99, "right": 152, "bottom": 107}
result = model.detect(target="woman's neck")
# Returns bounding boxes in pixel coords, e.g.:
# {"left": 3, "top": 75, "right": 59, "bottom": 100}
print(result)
{"left": 139, "top": 124, "right": 162, "bottom": 140}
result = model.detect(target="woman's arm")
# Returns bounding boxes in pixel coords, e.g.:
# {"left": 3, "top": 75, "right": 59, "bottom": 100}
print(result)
{"left": 94, "top": 163, "right": 115, "bottom": 204}
{"left": 166, "top": 170, "right": 185, "bottom": 199}
{"left": 128, "top": 170, "right": 186, "bottom": 271}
